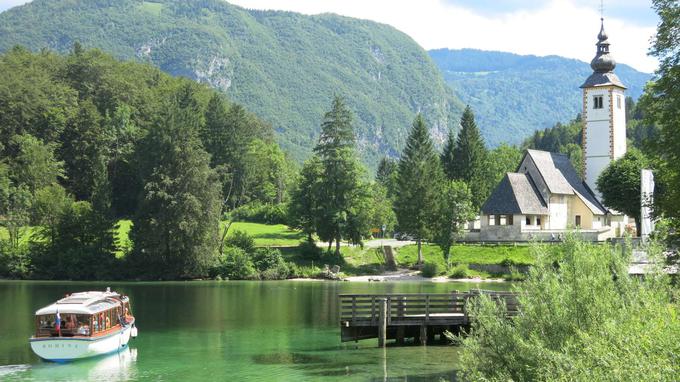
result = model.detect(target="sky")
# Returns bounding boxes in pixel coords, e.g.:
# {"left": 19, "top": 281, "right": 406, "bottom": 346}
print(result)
{"left": 0, "top": 0, "right": 659, "bottom": 72}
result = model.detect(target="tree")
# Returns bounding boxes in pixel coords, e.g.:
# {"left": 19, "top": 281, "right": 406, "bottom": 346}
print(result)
{"left": 395, "top": 114, "right": 445, "bottom": 264}
{"left": 367, "top": 183, "right": 397, "bottom": 236}
{"left": 288, "top": 156, "right": 323, "bottom": 241}
{"left": 376, "top": 157, "right": 398, "bottom": 198}
{"left": 130, "top": 88, "right": 222, "bottom": 279}
{"left": 475, "top": 144, "right": 523, "bottom": 208}
{"left": 597, "top": 149, "right": 648, "bottom": 236}
{"left": 441, "top": 127, "right": 457, "bottom": 180}
{"left": 450, "top": 106, "right": 488, "bottom": 208}
{"left": 10, "top": 134, "right": 65, "bottom": 194}
{"left": 457, "top": 236, "right": 680, "bottom": 381}
{"left": 644, "top": 0, "right": 680, "bottom": 224}
{"left": 314, "top": 96, "right": 369, "bottom": 255}
{"left": 436, "top": 180, "right": 475, "bottom": 262}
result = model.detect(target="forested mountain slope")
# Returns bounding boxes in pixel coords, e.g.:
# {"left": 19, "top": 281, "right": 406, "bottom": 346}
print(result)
{"left": 429, "top": 48, "right": 652, "bottom": 147}
{"left": 0, "top": 0, "right": 462, "bottom": 165}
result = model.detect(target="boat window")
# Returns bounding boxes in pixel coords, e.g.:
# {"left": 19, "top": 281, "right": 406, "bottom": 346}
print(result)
{"left": 36, "top": 314, "right": 91, "bottom": 337}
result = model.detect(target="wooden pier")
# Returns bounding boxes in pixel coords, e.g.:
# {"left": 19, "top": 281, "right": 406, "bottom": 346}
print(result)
{"left": 339, "top": 290, "right": 518, "bottom": 346}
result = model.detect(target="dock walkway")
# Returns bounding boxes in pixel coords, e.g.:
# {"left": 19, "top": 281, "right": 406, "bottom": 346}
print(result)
{"left": 339, "top": 290, "right": 518, "bottom": 346}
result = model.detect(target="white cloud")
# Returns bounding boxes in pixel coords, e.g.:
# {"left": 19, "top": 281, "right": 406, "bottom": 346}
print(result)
{"left": 229, "top": 0, "right": 658, "bottom": 72}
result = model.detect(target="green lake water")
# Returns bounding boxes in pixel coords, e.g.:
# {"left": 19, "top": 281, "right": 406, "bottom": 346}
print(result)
{"left": 0, "top": 280, "right": 510, "bottom": 381}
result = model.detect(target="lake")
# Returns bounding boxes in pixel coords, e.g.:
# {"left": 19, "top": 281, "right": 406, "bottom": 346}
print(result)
{"left": 0, "top": 280, "right": 510, "bottom": 381}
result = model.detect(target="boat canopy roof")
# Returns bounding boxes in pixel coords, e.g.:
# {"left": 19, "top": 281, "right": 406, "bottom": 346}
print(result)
{"left": 35, "top": 291, "right": 128, "bottom": 316}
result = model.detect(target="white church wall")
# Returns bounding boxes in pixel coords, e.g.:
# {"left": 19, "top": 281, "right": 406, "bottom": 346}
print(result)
{"left": 612, "top": 88, "right": 627, "bottom": 159}
{"left": 548, "top": 195, "right": 568, "bottom": 229}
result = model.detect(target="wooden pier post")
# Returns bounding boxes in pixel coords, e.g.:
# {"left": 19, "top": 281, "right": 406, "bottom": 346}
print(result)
{"left": 420, "top": 324, "right": 427, "bottom": 346}
{"left": 378, "top": 298, "right": 387, "bottom": 347}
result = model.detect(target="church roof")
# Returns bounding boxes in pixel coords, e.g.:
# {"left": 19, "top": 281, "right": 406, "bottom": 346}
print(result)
{"left": 524, "top": 149, "right": 607, "bottom": 215}
{"left": 580, "top": 72, "right": 626, "bottom": 89}
{"left": 580, "top": 19, "right": 626, "bottom": 89}
{"left": 481, "top": 173, "right": 549, "bottom": 215}
{"left": 481, "top": 150, "right": 607, "bottom": 216}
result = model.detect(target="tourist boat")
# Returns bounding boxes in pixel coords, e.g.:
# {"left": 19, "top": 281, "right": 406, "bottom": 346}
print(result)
{"left": 29, "top": 288, "right": 137, "bottom": 362}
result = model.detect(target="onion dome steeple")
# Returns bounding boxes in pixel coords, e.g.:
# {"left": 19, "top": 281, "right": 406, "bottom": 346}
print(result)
{"left": 580, "top": 18, "right": 625, "bottom": 89}
{"left": 591, "top": 18, "right": 616, "bottom": 73}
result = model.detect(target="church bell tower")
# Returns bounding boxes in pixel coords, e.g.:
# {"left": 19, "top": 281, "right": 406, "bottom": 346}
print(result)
{"left": 581, "top": 18, "right": 627, "bottom": 200}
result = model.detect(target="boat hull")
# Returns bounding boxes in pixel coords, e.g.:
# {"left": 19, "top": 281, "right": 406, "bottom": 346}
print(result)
{"left": 30, "top": 323, "right": 135, "bottom": 362}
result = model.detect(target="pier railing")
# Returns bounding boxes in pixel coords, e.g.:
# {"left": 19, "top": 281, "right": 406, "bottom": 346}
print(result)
{"left": 339, "top": 290, "right": 519, "bottom": 345}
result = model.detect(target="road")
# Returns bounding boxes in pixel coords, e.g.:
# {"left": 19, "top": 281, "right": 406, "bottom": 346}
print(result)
{"left": 316, "top": 238, "right": 415, "bottom": 249}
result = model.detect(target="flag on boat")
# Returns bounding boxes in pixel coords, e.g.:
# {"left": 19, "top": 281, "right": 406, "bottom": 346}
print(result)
{"left": 55, "top": 310, "right": 61, "bottom": 336}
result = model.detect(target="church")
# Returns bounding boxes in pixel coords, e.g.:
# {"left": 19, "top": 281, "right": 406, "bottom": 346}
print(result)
{"left": 470, "top": 19, "right": 630, "bottom": 242}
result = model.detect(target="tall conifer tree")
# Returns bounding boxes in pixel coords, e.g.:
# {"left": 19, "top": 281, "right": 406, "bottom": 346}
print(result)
{"left": 395, "top": 114, "right": 444, "bottom": 264}
{"left": 314, "top": 96, "right": 368, "bottom": 256}
{"left": 451, "top": 106, "right": 488, "bottom": 208}
{"left": 452, "top": 106, "right": 487, "bottom": 182}
{"left": 441, "top": 127, "right": 457, "bottom": 180}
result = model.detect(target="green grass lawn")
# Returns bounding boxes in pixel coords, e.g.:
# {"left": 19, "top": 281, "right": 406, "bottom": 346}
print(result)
{"left": 397, "top": 243, "right": 534, "bottom": 267}
{"left": 226, "top": 222, "right": 306, "bottom": 247}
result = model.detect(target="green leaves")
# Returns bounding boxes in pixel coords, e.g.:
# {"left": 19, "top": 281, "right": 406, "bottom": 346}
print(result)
{"left": 597, "top": 149, "right": 649, "bottom": 234}
{"left": 459, "top": 236, "right": 680, "bottom": 381}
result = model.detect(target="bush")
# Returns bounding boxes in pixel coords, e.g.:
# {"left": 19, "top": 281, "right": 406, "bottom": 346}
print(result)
{"left": 225, "top": 230, "right": 255, "bottom": 253}
{"left": 230, "top": 202, "right": 288, "bottom": 225}
{"left": 252, "top": 247, "right": 290, "bottom": 280}
{"left": 449, "top": 264, "right": 470, "bottom": 279}
{"left": 214, "top": 247, "right": 257, "bottom": 280}
{"left": 421, "top": 262, "right": 439, "bottom": 278}
{"left": 289, "top": 263, "right": 323, "bottom": 278}
{"left": 456, "top": 235, "right": 680, "bottom": 381}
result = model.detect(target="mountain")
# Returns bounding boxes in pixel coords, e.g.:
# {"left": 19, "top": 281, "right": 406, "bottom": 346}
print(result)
{"left": 0, "top": 0, "right": 462, "bottom": 166}
{"left": 429, "top": 48, "right": 653, "bottom": 147}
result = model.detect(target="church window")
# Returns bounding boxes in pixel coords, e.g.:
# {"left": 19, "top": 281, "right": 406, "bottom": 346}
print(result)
{"left": 525, "top": 216, "right": 530, "bottom": 225}
{"left": 536, "top": 217, "right": 541, "bottom": 226}
{"left": 593, "top": 95, "right": 604, "bottom": 109}
{"left": 575, "top": 215, "right": 581, "bottom": 227}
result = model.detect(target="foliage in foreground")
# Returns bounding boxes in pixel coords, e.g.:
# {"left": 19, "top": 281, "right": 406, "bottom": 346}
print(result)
{"left": 456, "top": 237, "right": 680, "bottom": 381}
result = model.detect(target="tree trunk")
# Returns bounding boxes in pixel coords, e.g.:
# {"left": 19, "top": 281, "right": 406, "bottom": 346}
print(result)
{"left": 219, "top": 220, "right": 233, "bottom": 256}
{"left": 335, "top": 235, "right": 341, "bottom": 257}
{"left": 417, "top": 239, "right": 423, "bottom": 265}
{"left": 327, "top": 238, "right": 333, "bottom": 253}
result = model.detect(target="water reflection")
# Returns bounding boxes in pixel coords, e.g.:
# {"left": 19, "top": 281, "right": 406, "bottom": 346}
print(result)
{"left": 6, "top": 348, "right": 137, "bottom": 382}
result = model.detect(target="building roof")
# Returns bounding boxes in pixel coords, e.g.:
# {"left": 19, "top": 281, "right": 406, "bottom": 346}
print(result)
{"left": 580, "top": 72, "right": 626, "bottom": 89}
{"left": 524, "top": 149, "right": 607, "bottom": 215}
{"left": 481, "top": 172, "right": 549, "bottom": 215}
{"left": 580, "top": 19, "right": 626, "bottom": 89}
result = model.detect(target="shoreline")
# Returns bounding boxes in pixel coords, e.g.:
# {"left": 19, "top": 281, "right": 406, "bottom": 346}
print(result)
{"left": 290, "top": 269, "right": 507, "bottom": 283}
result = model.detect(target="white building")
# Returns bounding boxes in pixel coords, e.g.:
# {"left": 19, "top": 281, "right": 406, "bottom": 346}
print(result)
{"left": 470, "top": 19, "right": 629, "bottom": 242}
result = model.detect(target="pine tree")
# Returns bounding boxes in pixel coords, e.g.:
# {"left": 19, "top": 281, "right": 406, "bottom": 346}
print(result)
{"left": 452, "top": 106, "right": 487, "bottom": 182}
{"left": 313, "top": 96, "right": 369, "bottom": 256}
{"left": 441, "top": 127, "right": 457, "bottom": 180}
{"left": 451, "top": 106, "right": 488, "bottom": 208}
{"left": 395, "top": 114, "right": 445, "bottom": 264}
